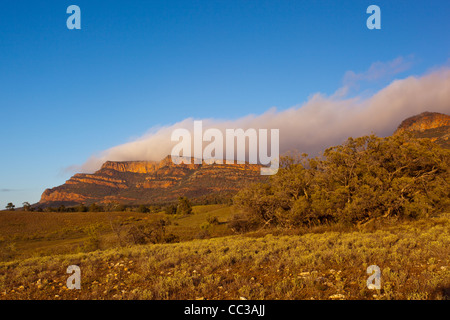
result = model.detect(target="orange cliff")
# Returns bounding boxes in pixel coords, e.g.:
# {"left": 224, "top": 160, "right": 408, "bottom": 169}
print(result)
{"left": 395, "top": 111, "right": 450, "bottom": 133}
{"left": 38, "top": 156, "right": 265, "bottom": 207}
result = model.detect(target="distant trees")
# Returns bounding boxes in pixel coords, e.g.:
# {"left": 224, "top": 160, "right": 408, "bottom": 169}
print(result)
{"left": 89, "top": 203, "right": 103, "bottom": 212}
{"left": 76, "top": 204, "right": 88, "bottom": 212}
{"left": 30, "top": 198, "right": 195, "bottom": 215}
{"left": 234, "top": 133, "right": 450, "bottom": 229}
{"left": 5, "top": 203, "right": 15, "bottom": 211}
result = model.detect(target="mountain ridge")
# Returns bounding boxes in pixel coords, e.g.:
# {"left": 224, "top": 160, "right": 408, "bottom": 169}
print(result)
{"left": 38, "top": 111, "right": 450, "bottom": 208}
{"left": 39, "top": 156, "right": 265, "bottom": 207}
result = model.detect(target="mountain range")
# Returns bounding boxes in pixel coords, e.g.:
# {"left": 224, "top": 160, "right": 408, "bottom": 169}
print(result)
{"left": 39, "top": 156, "right": 264, "bottom": 207}
{"left": 38, "top": 111, "right": 450, "bottom": 208}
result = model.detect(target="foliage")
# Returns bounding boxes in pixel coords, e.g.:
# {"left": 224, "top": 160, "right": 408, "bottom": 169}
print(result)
{"left": 5, "top": 203, "right": 15, "bottom": 211}
{"left": 22, "top": 202, "right": 31, "bottom": 212}
{"left": 89, "top": 203, "right": 103, "bottom": 212}
{"left": 164, "top": 204, "right": 177, "bottom": 215}
{"left": 1, "top": 213, "right": 448, "bottom": 300}
{"left": 137, "top": 205, "right": 150, "bottom": 213}
{"left": 206, "top": 214, "right": 220, "bottom": 225}
{"left": 76, "top": 204, "right": 88, "bottom": 212}
{"left": 176, "top": 197, "right": 193, "bottom": 215}
{"left": 234, "top": 134, "right": 450, "bottom": 227}
{"left": 126, "top": 219, "right": 175, "bottom": 245}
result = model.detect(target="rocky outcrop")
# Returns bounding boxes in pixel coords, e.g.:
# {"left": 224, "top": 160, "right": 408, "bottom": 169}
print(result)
{"left": 40, "top": 189, "right": 90, "bottom": 203}
{"left": 39, "top": 156, "right": 265, "bottom": 207}
{"left": 395, "top": 111, "right": 450, "bottom": 148}
{"left": 395, "top": 111, "right": 450, "bottom": 133}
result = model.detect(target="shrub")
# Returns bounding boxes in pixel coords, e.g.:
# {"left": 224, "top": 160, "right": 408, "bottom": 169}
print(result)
{"left": 206, "top": 214, "right": 220, "bottom": 225}
{"left": 137, "top": 205, "right": 150, "bottom": 213}
{"left": 227, "top": 213, "right": 260, "bottom": 233}
{"left": 89, "top": 203, "right": 103, "bottom": 212}
{"left": 234, "top": 134, "right": 450, "bottom": 227}
{"left": 164, "top": 205, "right": 177, "bottom": 215}
{"left": 176, "top": 197, "right": 193, "bottom": 215}
{"left": 76, "top": 204, "right": 88, "bottom": 212}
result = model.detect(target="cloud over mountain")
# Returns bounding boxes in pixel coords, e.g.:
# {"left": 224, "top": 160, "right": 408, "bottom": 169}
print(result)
{"left": 77, "top": 65, "right": 450, "bottom": 173}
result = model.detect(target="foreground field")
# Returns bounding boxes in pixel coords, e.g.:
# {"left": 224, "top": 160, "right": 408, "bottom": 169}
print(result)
{"left": 0, "top": 205, "right": 233, "bottom": 261}
{"left": 0, "top": 212, "right": 449, "bottom": 300}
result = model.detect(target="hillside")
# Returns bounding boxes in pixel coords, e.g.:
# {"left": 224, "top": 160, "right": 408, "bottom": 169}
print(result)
{"left": 1, "top": 212, "right": 449, "bottom": 300}
{"left": 39, "top": 156, "right": 265, "bottom": 207}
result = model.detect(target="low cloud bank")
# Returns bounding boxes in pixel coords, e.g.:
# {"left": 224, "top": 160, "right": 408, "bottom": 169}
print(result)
{"left": 78, "top": 66, "right": 450, "bottom": 173}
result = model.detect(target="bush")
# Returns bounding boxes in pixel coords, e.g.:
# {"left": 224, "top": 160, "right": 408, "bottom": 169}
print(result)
{"left": 137, "top": 205, "right": 150, "bottom": 213}
{"left": 126, "top": 219, "right": 172, "bottom": 245}
{"left": 89, "top": 203, "right": 103, "bottom": 212}
{"left": 206, "top": 214, "right": 220, "bottom": 225}
{"left": 164, "top": 204, "right": 177, "bottom": 215}
{"left": 76, "top": 204, "right": 88, "bottom": 212}
{"left": 234, "top": 134, "right": 450, "bottom": 227}
{"left": 227, "top": 213, "right": 260, "bottom": 233}
{"left": 176, "top": 197, "right": 192, "bottom": 215}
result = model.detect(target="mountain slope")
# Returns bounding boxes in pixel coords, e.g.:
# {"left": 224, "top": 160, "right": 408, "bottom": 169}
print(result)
{"left": 39, "top": 156, "right": 265, "bottom": 207}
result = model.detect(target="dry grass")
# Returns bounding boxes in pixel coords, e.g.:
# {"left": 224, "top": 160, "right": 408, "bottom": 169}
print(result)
{"left": 0, "top": 205, "right": 234, "bottom": 261}
{"left": 0, "top": 212, "right": 448, "bottom": 300}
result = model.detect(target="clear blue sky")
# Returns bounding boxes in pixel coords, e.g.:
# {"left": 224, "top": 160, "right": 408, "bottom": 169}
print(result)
{"left": 0, "top": 0, "right": 449, "bottom": 207}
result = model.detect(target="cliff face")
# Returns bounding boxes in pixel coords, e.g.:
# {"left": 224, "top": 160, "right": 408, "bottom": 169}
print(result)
{"left": 395, "top": 111, "right": 450, "bottom": 148}
{"left": 39, "top": 156, "right": 265, "bottom": 206}
{"left": 396, "top": 112, "right": 450, "bottom": 133}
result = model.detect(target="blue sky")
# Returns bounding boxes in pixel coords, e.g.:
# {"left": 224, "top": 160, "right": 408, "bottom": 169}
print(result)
{"left": 0, "top": 0, "right": 449, "bottom": 207}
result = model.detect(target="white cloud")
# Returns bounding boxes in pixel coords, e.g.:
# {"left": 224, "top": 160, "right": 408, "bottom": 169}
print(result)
{"left": 342, "top": 56, "right": 414, "bottom": 92}
{"left": 76, "top": 65, "right": 450, "bottom": 173}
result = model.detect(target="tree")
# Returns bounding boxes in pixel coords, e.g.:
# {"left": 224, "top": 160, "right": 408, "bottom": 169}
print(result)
{"left": 176, "top": 197, "right": 192, "bottom": 215}
{"left": 6, "top": 203, "right": 15, "bottom": 211}
{"left": 89, "top": 203, "right": 102, "bottom": 212}
{"left": 234, "top": 133, "right": 450, "bottom": 228}
{"left": 76, "top": 204, "right": 88, "bottom": 212}
{"left": 164, "top": 204, "right": 177, "bottom": 215}
{"left": 22, "top": 202, "right": 31, "bottom": 211}
{"left": 137, "top": 205, "right": 150, "bottom": 213}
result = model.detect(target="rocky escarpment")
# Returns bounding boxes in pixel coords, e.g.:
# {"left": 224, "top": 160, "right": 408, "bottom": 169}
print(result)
{"left": 395, "top": 111, "right": 450, "bottom": 148}
{"left": 396, "top": 111, "right": 450, "bottom": 133}
{"left": 39, "top": 156, "right": 265, "bottom": 207}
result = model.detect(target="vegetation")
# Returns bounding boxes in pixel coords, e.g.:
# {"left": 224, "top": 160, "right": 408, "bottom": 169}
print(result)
{"left": 0, "top": 213, "right": 448, "bottom": 300}
{"left": 22, "top": 202, "right": 31, "bottom": 212}
{"left": 137, "top": 205, "right": 150, "bottom": 214}
{"left": 234, "top": 133, "right": 450, "bottom": 229}
{"left": 0, "top": 204, "right": 232, "bottom": 262}
{"left": 5, "top": 203, "right": 15, "bottom": 211}
{"left": 176, "top": 197, "right": 193, "bottom": 215}
{"left": 0, "top": 133, "right": 448, "bottom": 300}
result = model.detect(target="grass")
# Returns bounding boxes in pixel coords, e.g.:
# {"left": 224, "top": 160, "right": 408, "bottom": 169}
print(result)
{"left": 0, "top": 210, "right": 448, "bottom": 300}
{"left": 0, "top": 205, "right": 234, "bottom": 261}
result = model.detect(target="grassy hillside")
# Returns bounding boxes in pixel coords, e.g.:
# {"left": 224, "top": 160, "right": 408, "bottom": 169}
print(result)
{"left": 0, "top": 205, "right": 234, "bottom": 262}
{"left": 0, "top": 211, "right": 448, "bottom": 300}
